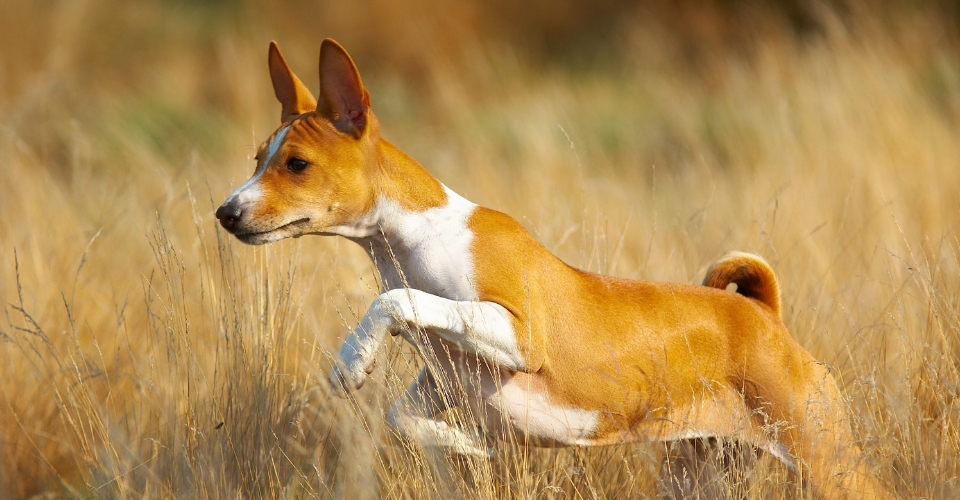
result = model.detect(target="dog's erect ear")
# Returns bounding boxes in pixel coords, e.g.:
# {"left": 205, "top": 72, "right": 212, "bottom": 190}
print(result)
{"left": 317, "top": 39, "right": 370, "bottom": 138}
{"left": 268, "top": 41, "right": 318, "bottom": 122}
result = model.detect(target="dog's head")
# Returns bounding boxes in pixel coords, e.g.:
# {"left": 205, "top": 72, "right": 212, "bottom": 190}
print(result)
{"left": 216, "top": 40, "right": 380, "bottom": 244}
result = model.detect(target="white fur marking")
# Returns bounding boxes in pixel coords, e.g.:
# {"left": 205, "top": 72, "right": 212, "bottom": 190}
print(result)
{"left": 491, "top": 381, "right": 600, "bottom": 445}
{"left": 223, "top": 124, "right": 292, "bottom": 209}
{"left": 331, "top": 288, "right": 527, "bottom": 392}
{"left": 234, "top": 184, "right": 261, "bottom": 205}
{"left": 385, "top": 372, "right": 491, "bottom": 456}
{"left": 386, "top": 405, "right": 490, "bottom": 456}
{"left": 265, "top": 124, "right": 290, "bottom": 165}
{"left": 326, "top": 185, "right": 597, "bottom": 447}
{"left": 339, "top": 186, "right": 478, "bottom": 300}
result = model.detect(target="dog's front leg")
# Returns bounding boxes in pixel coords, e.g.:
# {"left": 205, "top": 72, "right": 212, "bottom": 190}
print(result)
{"left": 329, "top": 288, "right": 528, "bottom": 395}
{"left": 329, "top": 292, "right": 404, "bottom": 395}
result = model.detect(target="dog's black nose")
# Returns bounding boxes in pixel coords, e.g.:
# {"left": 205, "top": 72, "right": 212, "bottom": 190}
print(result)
{"left": 216, "top": 203, "right": 242, "bottom": 230}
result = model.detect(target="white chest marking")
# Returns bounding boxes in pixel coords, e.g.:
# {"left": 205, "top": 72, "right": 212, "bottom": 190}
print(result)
{"left": 341, "top": 186, "right": 479, "bottom": 300}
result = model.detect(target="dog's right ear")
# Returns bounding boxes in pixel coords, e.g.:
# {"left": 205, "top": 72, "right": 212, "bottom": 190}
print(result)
{"left": 268, "top": 41, "right": 318, "bottom": 122}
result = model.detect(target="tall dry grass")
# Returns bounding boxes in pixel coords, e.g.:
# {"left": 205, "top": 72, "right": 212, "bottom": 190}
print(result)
{"left": 2, "top": 0, "right": 960, "bottom": 497}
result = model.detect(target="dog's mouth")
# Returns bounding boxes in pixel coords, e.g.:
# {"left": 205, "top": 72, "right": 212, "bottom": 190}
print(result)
{"left": 233, "top": 218, "right": 311, "bottom": 244}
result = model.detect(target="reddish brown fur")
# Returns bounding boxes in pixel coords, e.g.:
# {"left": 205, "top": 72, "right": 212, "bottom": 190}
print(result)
{"left": 703, "top": 252, "right": 782, "bottom": 317}
{"left": 249, "top": 114, "right": 378, "bottom": 230}
{"left": 268, "top": 42, "right": 318, "bottom": 121}
{"left": 467, "top": 207, "right": 889, "bottom": 498}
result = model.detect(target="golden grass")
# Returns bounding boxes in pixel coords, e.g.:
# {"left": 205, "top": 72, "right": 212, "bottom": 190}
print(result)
{"left": 2, "top": 0, "right": 960, "bottom": 497}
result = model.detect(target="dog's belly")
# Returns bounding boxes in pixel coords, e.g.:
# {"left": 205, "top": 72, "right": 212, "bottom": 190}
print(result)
{"left": 435, "top": 347, "right": 600, "bottom": 446}
{"left": 480, "top": 374, "right": 601, "bottom": 446}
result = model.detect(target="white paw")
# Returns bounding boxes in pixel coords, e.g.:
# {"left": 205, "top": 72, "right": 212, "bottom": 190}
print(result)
{"left": 328, "top": 358, "right": 376, "bottom": 397}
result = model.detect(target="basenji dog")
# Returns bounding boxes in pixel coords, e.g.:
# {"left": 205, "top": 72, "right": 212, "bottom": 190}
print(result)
{"left": 216, "top": 39, "right": 891, "bottom": 499}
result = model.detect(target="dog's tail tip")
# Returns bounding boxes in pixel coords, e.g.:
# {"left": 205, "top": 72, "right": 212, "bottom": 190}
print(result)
{"left": 702, "top": 251, "right": 780, "bottom": 317}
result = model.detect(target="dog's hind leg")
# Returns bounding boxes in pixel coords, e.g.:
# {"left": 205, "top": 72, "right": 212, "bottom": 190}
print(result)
{"left": 662, "top": 438, "right": 754, "bottom": 500}
{"left": 785, "top": 361, "right": 891, "bottom": 500}
{"left": 743, "top": 346, "right": 891, "bottom": 500}
{"left": 386, "top": 367, "right": 491, "bottom": 457}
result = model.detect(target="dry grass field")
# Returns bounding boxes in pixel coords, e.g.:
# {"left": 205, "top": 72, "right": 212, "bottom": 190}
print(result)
{"left": 2, "top": 0, "right": 960, "bottom": 497}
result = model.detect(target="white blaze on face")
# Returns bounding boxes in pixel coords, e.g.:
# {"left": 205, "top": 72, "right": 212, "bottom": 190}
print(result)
{"left": 263, "top": 124, "right": 290, "bottom": 165}
{"left": 225, "top": 124, "right": 292, "bottom": 209}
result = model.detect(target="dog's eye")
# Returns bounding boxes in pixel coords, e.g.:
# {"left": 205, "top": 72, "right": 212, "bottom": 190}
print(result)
{"left": 287, "top": 158, "right": 309, "bottom": 173}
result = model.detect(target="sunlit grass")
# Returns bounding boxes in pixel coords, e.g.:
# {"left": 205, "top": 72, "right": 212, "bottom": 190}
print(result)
{"left": 2, "top": 1, "right": 959, "bottom": 498}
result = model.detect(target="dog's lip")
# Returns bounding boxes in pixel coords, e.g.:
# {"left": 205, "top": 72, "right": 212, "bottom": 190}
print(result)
{"left": 234, "top": 217, "right": 310, "bottom": 237}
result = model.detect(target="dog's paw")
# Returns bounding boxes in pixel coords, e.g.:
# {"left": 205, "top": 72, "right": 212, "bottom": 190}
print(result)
{"left": 328, "top": 358, "right": 376, "bottom": 397}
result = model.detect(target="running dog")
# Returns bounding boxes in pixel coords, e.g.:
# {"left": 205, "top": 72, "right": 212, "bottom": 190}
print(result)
{"left": 216, "top": 39, "right": 890, "bottom": 499}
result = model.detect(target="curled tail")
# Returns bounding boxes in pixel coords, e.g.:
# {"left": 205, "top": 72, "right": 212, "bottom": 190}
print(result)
{"left": 702, "top": 252, "right": 780, "bottom": 317}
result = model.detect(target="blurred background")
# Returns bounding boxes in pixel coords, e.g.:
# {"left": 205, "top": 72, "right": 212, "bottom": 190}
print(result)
{"left": 2, "top": 0, "right": 960, "bottom": 498}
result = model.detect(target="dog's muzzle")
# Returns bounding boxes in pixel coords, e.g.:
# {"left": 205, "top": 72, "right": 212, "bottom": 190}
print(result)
{"left": 215, "top": 202, "right": 242, "bottom": 231}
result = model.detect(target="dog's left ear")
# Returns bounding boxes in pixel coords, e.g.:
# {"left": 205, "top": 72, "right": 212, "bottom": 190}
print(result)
{"left": 317, "top": 39, "right": 370, "bottom": 138}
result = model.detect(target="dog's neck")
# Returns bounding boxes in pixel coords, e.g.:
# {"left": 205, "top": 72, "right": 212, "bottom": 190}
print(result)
{"left": 335, "top": 138, "right": 479, "bottom": 297}
{"left": 328, "top": 138, "right": 451, "bottom": 238}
